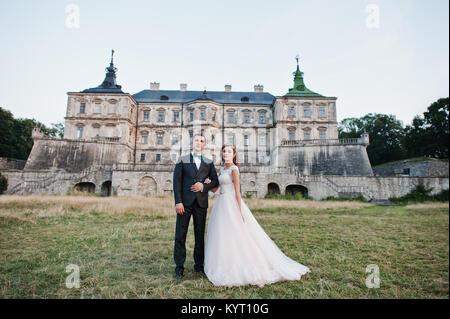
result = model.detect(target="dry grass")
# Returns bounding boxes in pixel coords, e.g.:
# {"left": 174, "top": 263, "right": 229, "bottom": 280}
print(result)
{"left": 0, "top": 194, "right": 448, "bottom": 299}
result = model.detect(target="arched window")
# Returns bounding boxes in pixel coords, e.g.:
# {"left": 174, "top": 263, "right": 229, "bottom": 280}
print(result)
{"left": 241, "top": 96, "right": 249, "bottom": 102}
{"left": 160, "top": 95, "right": 169, "bottom": 101}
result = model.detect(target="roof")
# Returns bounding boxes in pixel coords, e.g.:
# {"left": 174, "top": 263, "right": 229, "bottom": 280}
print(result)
{"left": 132, "top": 90, "right": 275, "bottom": 105}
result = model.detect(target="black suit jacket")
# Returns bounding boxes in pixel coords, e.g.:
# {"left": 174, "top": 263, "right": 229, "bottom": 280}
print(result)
{"left": 173, "top": 153, "right": 219, "bottom": 209}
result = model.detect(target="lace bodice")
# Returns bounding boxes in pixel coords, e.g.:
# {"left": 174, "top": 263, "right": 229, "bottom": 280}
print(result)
{"left": 218, "top": 165, "right": 239, "bottom": 195}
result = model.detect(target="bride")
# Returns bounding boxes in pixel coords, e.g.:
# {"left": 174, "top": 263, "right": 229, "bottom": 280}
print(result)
{"left": 203, "top": 144, "right": 310, "bottom": 288}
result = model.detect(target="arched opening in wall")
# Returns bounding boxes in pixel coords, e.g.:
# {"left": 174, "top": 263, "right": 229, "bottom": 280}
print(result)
{"left": 101, "top": 181, "right": 112, "bottom": 197}
{"left": 73, "top": 182, "right": 95, "bottom": 194}
{"left": 285, "top": 184, "right": 308, "bottom": 198}
{"left": 267, "top": 183, "right": 280, "bottom": 195}
{"left": 137, "top": 176, "right": 157, "bottom": 196}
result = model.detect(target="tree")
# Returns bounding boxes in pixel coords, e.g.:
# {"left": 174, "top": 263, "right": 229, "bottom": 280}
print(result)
{"left": 403, "top": 97, "right": 449, "bottom": 159}
{"left": 0, "top": 172, "right": 7, "bottom": 194}
{"left": 0, "top": 106, "right": 62, "bottom": 160}
{"left": 339, "top": 113, "right": 407, "bottom": 166}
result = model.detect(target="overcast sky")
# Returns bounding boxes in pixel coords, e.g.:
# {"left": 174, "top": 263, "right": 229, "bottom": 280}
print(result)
{"left": 0, "top": 0, "right": 448, "bottom": 128}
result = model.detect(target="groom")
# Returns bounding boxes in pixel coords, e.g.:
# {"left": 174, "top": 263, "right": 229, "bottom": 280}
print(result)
{"left": 172, "top": 134, "right": 219, "bottom": 280}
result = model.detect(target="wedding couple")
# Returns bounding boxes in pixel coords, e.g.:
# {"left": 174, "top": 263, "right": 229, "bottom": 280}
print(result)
{"left": 172, "top": 134, "right": 310, "bottom": 287}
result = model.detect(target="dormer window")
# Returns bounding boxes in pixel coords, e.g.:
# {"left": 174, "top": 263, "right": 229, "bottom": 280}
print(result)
{"left": 160, "top": 95, "right": 169, "bottom": 101}
{"left": 241, "top": 96, "right": 249, "bottom": 102}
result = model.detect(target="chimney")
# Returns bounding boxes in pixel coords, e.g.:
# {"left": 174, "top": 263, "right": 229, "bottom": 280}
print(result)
{"left": 150, "top": 82, "right": 160, "bottom": 91}
{"left": 180, "top": 83, "right": 187, "bottom": 92}
{"left": 224, "top": 84, "right": 232, "bottom": 92}
{"left": 254, "top": 84, "right": 264, "bottom": 93}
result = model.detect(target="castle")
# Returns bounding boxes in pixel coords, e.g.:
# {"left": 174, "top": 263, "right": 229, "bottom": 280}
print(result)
{"left": 4, "top": 52, "right": 447, "bottom": 200}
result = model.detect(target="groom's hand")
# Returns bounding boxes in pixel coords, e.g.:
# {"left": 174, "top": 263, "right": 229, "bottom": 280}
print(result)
{"left": 190, "top": 182, "right": 203, "bottom": 192}
{"left": 175, "top": 203, "right": 185, "bottom": 215}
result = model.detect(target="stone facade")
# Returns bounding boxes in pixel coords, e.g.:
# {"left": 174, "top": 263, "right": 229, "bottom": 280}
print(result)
{"left": 2, "top": 52, "right": 448, "bottom": 201}
{"left": 372, "top": 158, "right": 449, "bottom": 177}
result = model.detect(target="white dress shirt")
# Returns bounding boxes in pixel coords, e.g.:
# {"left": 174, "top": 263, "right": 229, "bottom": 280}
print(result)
{"left": 191, "top": 152, "right": 204, "bottom": 192}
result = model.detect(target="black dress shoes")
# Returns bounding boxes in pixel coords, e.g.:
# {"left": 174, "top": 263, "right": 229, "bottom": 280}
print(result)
{"left": 174, "top": 270, "right": 184, "bottom": 280}
{"left": 195, "top": 269, "right": 207, "bottom": 278}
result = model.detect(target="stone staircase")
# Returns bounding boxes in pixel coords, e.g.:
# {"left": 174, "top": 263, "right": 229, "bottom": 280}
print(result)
{"left": 7, "top": 166, "right": 111, "bottom": 195}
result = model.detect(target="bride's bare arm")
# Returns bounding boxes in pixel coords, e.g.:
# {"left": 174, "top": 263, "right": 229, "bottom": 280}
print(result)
{"left": 204, "top": 176, "right": 220, "bottom": 193}
{"left": 231, "top": 168, "right": 244, "bottom": 222}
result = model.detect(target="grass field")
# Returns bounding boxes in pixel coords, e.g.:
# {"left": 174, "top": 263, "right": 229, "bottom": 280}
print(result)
{"left": 0, "top": 194, "right": 448, "bottom": 299}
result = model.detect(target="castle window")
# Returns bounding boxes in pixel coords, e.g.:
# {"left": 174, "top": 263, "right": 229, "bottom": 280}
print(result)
{"left": 160, "top": 95, "right": 169, "bottom": 101}
{"left": 94, "top": 103, "right": 101, "bottom": 114}
{"left": 289, "top": 130, "right": 295, "bottom": 141}
{"left": 189, "top": 130, "right": 193, "bottom": 144}
{"left": 304, "top": 106, "right": 311, "bottom": 118}
{"left": 157, "top": 133, "right": 163, "bottom": 145}
{"left": 288, "top": 106, "right": 295, "bottom": 117}
{"left": 259, "top": 135, "right": 266, "bottom": 146}
{"left": 200, "top": 109, "right": 206, "bottom": 120}
{"left": 141, "top": 133, "right": 148, "bottom": 144}
{"left": 319, "top": 130, "right": 326, "bottom": 139}
{"left": 172, "top": 134, "right": 179, "bottom": 145}
{"left": 227, "top": 134, "right": 235, "bottom": 145}
{"left": 212, "top": 112, "right": 216, "bottom": 122}
{"left": 173, "top": 111, "right": 180, "bottom": 122}
{"left": 77, "top": 127, "right": 83, "bottom": 138}
{"left": 211, "top": 134, "right": 215, "bottom": 144}
{"left": 241, "top": 96, "right": 249, "bottom": 102}
{"left": 143, "top": 111, "right": 150, "bottom": 121}
{"left": 189, "top": 111, "right": 194, "bottom": 122}
{"left": 259, "top": 113, "right": 266, "bottom": 124}
{"left": 228, "top": 112, "right": 235, "bottom": 124}
{"left": 304, "top": 130, "right": 311, "bottom": 140}
{"left": 319, "top": 106, "right": 326, "bottom": 118}
{"left": 243, "top": 112, "right": 251, "bottom": 124}
{"left": 158, "top": 111, "right": 165, "bottom": 122}
{"left": 80, "top": 103, "right": 86, "bottom": 114}
{"left": 140, "top": 153, "right": 146, "bottom": 162}
{"left": 244, "top": 134, "right": 249, "bottom": 146}
{"left": 156, "top": 154, "right": 161, "bottom": 161}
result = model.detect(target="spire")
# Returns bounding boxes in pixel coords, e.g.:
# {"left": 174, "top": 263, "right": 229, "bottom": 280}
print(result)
{"left": 81, "top": 50, "right": 123, "bottom": 93}
{"left": 284, "top": 54, "right": 323, "bottom": 97}
{"left": 102, "top": 49, "right": 119, "bottom": 88}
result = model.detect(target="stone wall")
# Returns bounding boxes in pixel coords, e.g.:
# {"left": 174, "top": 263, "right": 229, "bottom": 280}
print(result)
{"left": 24, "top": 137, "right": 132, "bottom": 173}
{"left": 274, "top": 143, "right": 373, "bottom": 176}
{"left": 0, "top": 157, "right": 26, "bottom": 170}
{"left": 373, "top": 159, "right": 449, "bottom": 177}
{"left": 4, "top": 163, "right": 448, "bottom": 202}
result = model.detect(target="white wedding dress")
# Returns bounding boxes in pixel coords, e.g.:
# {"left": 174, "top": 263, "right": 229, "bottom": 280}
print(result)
{"left": 204, "top": 165, "right": 310, "bottom": 288}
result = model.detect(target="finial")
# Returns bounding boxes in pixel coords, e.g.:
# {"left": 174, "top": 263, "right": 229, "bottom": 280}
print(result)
{"left": 111, "top": 49, "right": 115, "bottom": 65}
{"left": 295, "top": 54, "right": 299, "bottom": 65}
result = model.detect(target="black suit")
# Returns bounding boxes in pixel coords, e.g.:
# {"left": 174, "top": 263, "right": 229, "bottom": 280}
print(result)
{"left": 173, "top": 153, "right": 219, "bottom": 273}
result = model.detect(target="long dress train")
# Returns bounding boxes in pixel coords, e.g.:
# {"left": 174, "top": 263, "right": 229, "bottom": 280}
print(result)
{"left": 204, "top": 165, "right": 310, "bottom": 288}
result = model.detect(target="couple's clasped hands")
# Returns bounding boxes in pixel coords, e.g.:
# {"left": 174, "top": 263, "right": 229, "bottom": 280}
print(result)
{"left": 202, "top": 178, "right": 219, "bottom": 193}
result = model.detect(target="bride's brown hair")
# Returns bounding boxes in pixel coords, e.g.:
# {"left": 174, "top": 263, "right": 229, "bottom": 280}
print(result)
{"left": 221, "top": 144, "right": 239, "bottom": 167}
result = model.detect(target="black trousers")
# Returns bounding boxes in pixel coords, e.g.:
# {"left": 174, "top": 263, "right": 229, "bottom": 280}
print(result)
{"left": 174, "top": 197, "right": 207, "bottom": 273}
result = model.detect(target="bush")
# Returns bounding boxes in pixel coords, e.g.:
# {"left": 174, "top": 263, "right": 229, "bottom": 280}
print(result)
{"left": 0, "top": 173, "right": 8, "bottom": 194}
{"left": 321, "top": 195, "right": 368, "bottom": 202}
{"left": 389, "top": 184, "right": 449, "bottom": 204}
{"left": 264, "top": 193, "right": 305, "bottom": 200}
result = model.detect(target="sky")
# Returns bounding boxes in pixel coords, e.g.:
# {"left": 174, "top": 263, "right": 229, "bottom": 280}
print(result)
{"left": 0, "top": 0, "right": 448, "bottom": 128}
